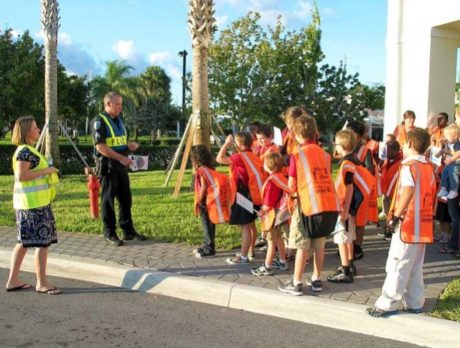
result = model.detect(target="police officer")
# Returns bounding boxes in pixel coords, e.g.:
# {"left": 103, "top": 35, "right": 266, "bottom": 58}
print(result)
{"left": 92, "top": 91, "right": 146, "bottom": 246}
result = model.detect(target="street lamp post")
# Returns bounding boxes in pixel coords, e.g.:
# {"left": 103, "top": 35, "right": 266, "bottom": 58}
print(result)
{"left": 178, "top": 50, "right": 188, "bottom": 136}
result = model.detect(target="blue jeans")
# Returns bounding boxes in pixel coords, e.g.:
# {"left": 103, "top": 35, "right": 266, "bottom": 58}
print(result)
{"left": 440, "top": 163, "right": 460, "bottom": 193}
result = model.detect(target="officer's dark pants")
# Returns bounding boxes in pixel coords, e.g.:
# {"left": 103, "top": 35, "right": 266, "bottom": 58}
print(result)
{"left": 198, "top": 203, "right": 215, "bottom": 252}
{"left": 447, "top": 195, "right": 460, "bottom": 251}
{"left": 100, "top": 164, "right": 134, "bottom": 238}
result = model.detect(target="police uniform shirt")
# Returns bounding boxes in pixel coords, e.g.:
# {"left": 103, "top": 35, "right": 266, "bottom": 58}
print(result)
{"left": 91, "top": 112, "right": 128, "bottom": 157}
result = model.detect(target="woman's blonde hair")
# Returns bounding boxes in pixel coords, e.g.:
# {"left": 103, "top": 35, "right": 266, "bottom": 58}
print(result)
{"left": 11, "top": 116, "right": 36, "bottom": 146}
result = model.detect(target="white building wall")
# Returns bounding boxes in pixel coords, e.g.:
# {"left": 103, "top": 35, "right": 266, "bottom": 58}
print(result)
{"left": 384, "top": 0, "right": 460, "bottom": 135}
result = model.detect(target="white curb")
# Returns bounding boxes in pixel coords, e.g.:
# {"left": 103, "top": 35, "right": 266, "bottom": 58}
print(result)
{"left": 1, "top": 248, "right": 459, "bottom": 347}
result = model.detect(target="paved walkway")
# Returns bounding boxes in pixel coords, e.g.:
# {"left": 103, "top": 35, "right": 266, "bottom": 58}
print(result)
{"left": 1, "top": 225, "right": 459, "bottom": 312}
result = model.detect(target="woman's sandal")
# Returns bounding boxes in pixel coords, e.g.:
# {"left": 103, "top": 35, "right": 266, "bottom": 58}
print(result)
{"left": 36, "top": 287, "right": 62, "bottom": 295}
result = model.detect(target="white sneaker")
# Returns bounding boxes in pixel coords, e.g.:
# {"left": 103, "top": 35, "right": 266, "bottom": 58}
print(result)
{"left": 437, "top": 187, "right": 449, "bottom": 197}
{"left": 446, "top": 191, "right": 458, "bottom": 199}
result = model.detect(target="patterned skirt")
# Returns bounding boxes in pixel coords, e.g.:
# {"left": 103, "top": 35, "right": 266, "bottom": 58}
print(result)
{"left": 15, "top": 204, "right": 58, "bottom": 248}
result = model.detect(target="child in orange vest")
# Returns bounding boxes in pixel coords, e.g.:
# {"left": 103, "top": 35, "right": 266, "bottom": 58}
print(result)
{"left": 280, "top": 106, "right": 306, "bottom": 157}
{"left": 251, "top": 152, "right": 289, "bottom": 276}
{"left": 368, "top": 128, "right": 436, "bottom": 317}
{"left": 378, "top": 140, "right": 403, "bottom": 240}
{"left": 278, "top": 115, "right": 339, "bottom": 295}
{"left": 217, "top": 132, "right": 266, "bottom": 264}
{"left": 328, "top": 129, "right": 374, "bottom": 283}
{"left": 255, "top": 124, "right": 279, "bottom": 161}
{"left": 191, "top": 145, "right": 230, "bottom": 258}
{"left": 346, "top": 120, "right": 378, "bottom": 260}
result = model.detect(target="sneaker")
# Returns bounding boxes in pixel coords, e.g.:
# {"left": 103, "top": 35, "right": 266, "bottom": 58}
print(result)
{"left": 327, "top": 269, "right": 353, "bottom": 283}
{"left": 236, "top": 251, "right": 255, "bottom": 261}
{"left": 122, "top": 231, "right": 147, "bottom": 241}
{"left": 447, "top": 190, "right": 458, "bottom": 199}
{"left": 366, "top": 306, "right": 398, "bottom": 317}
{"left": 437, "top": 187, "right": 449, "bottom": 198}
{"left": 192, "top": 246, "right": 204, "bottom": 254}
{"left": 306, "top": 278, "right": 323, "bottom": 292}
{"left": 271, "top": 260, "right": 288, "bottom": 271}
{"left": 195, "top": 249, "right": 216, "bottom": 258}
{"left": 403, "top": 307, "right": 423, "bottom": 314}
{"left": 353, "top": 244, "right": 364, "bottom": 260}
{"left": 278, "top": 279, "right": 303, "bottom": 296}
{"left": 384, "top": 233, "right": 393, "bottom": 241}
{"left": 254, "top": 236, "right": 267, "bottom": 248}
{"left": 226, "top": 255, "right": 249, "bottom": 265}
{"left": 337, "top": 265, "right": 357, "bottom": 276}
{"left": 251, "top": 265, "right": 274, "bottom": 276}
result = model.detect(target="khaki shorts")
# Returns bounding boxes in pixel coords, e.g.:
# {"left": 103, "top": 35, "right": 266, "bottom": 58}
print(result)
{"left": 288, "top": 206, "right": 326, "bottom": 251}
{"left": 263, "top": 223, "right": 286, "bottom": 241}
{"left": 333, "top": 216, "right": 356, "bottom": 244}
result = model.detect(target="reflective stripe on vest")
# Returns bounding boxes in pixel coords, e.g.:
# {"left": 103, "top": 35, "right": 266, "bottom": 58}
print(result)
{"left": 239, "top": 152, "right": 266, "bottom": 205}
{"left": 12, "top": 145, "right": 52, "bottom": 210}
{"left": 240, "top": 152, "right": 263, "bottom": 192}
{"left": 201, "top": 167, "right": 225, "bottom": 223}
{"left": 98, "top": 113, "right": 127, "bottom": 149}
{"left": 295, "top": 144, "right": 339, "bottom": 216}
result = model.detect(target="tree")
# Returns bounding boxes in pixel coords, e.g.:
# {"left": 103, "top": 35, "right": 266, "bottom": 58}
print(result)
{"left": 188, "top": 0, "right": 216, "bottom": 148}
{"left": 0, "top": 29, "right": 45, "bottom": 135}
{"left": 208, "top": 8, "right": 323, "bottom": 128}
{"left": 41, "top": 0, "right": 60, "bottom": 167}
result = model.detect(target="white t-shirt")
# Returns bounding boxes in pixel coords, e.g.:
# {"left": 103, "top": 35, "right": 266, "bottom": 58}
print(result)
{"left": 399, "top": 155, "right": 427, "bottom": 188}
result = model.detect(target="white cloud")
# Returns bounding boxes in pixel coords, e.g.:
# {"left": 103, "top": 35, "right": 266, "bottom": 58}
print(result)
{"left": 215, "top": 15, "right": 229, "bottom": 28}
{"left": 148, "top": 51, "right": 172, "bottom": 64}
{"left": 59, "top": 32, "right": 73, "bottom": 45}
{"left": 112, "top": 40, "right": 136, "bottom": 61}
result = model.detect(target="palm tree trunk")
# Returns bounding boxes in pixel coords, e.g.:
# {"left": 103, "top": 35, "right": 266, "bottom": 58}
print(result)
{"left": 41, "top": 0, "right": 60, "bottom": 167}
{"left": 192, "top": 46, "right": 210, "bottom": 148}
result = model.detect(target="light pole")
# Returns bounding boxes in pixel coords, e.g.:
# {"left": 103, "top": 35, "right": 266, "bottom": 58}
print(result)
{"left": 178, "top": 50, "right": 188, "bottom": 136}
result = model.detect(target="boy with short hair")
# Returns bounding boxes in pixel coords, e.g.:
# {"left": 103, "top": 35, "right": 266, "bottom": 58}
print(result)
{"left": 328, "top": 129, "right": 374, "bottom": 283}
{"left": 278, "top": 114, "right": 338, "bottom": 295}
{"left": 368, "top": 128, "right": 436, "bottom": 317}
{"left": 255, "top": 124, "right": 279, "bottom": 161}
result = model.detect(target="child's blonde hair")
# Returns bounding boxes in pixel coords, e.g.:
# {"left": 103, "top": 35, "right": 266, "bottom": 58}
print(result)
{"left": 335, "top": 129, "right": 357, "bottom": 151}
{"left": 264, "top": 152, "right": 284, "bottom": 173}
{"left": 293, "top": 115, "right": 317, "bottom": 141}
{"left": 281, "top": 106, "right": 307, "bottom": 122}
{"left": 444, "top": 123, "right": 460, "bottom": 137}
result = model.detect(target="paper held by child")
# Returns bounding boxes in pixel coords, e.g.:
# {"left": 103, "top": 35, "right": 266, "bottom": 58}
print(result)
{"left": 429, "top": 146, "right": 442, "bottom": 167}
{"left": 378, "top": 142, "right": 387, "bottom": 160}
{"left": 273, "top": 127, "right": 283, "bottom": 146}
{"left": 331, "top": 218, "right": 346, "bottom": 235}
{"left": 236, "top": 192, "right": 256, "bottom": 213}
{"left": 129, "top": 155, "right": 149, "bottom": 171}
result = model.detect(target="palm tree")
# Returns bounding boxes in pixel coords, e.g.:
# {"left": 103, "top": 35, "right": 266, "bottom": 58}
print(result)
{"left": 188, "top": 0, "right": 216, "bottom": 148}
{"left": 41, "top": 0, "right": 60, "bottom": 167}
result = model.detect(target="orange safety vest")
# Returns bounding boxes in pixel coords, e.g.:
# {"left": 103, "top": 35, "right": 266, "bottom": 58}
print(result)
{"left": 293, "top": 144, "right": 340, "bottom": 216}
{"left": 258, "top": 144, "right": 279, "bottom": 161}
{"left": 194, "top": 167, "right": 231, "bottom": 224}
{"left": 366, "top": 139, "right": 379, "bottom": 154}
{"left": 233, "top": 151, "right": 267, "bottom": 206}
{"left": 389, "top": 160, "right": 436, "bottom": 244}
{"left": 356, "top": 144, "right": 379, "bottom": 223}
{"left": 380, "top": 158, "right": 402, "bottom": 198}
{"left": 260, "top": 173, "right": 291, "bottom": 232}
{"left": 283, "top": 132, "right": 298, "bottom": 155}
{"left": 335, "top": 159, "right": 375, "bottom": 226}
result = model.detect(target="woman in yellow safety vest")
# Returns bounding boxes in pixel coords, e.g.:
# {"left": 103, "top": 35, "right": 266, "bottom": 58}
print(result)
{"left": 5, "top": 116, "right": 61, "bottom": 294}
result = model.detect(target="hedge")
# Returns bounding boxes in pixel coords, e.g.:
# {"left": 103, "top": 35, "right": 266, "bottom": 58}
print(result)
{"left": 0, "top": 144, "right": 180, "bottom": 175}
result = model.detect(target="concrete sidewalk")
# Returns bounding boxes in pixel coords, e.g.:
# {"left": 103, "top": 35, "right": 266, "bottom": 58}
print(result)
{"left": 1, "top": 225, "right": 460, "bottom": 347}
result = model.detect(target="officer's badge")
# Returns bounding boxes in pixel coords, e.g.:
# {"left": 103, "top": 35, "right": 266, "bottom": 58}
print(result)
{"left": 94, "top": 120, "right": 101, "bottom": 130}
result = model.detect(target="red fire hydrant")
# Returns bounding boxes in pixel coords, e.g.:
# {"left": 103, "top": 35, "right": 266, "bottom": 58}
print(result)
{"left": 87, "top": 174, "right": 100, "bottom": 219}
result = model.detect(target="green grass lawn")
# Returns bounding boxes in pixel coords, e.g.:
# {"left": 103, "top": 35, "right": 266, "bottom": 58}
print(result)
{"left": 0, "top": 170, "right": 241, "bottom": 250}
{"left": 432, "top": 278, "right": 460, "bottom": 321}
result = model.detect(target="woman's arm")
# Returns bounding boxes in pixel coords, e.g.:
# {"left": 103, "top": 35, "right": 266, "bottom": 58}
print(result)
{"left": 16, "top": 161, "right": 57, "bottom": 182}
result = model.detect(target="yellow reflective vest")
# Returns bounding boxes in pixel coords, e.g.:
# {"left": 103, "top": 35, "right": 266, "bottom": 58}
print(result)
{"left": 12, "top": 145, "right": 58, "bottom": 210}
{"left": 98, "top": 113, "right": 127, "bottom": 150}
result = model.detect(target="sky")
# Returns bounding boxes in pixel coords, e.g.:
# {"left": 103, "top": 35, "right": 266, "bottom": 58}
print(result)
{"left": 0, "top": 0, "right": 389, "bottom": 105}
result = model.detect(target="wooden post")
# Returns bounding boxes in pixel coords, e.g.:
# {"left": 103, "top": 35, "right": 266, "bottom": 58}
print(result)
{"left": 172, "top": 111, "right": 199, "bottom": 198}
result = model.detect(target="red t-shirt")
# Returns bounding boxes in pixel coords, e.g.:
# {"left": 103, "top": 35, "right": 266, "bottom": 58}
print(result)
{"left": 263, "top": 180, "right": 282, "bottom": 208}
{"left": 229, "top": 153, "right": 249, "bottom": 186}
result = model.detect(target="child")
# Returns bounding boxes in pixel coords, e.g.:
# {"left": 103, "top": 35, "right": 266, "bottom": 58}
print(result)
{"left": 347, "top": 120, "right": 379, "bottom": 259}
{"left": 255, "top": 124, "right": 279, "bottom": 161}
{"left": 378, "top": 140, "right": 403, "bottom": 240}
{"left": 278, "top": 115, "right": 338, "bottom": 295}
{"left": 436, "top": 124, "right": 460, "bottom": 200}
{"left": 368, "top": 128, "right": 436, "bottom": 317}
{"left": 191, "top": 145, "right": 230, "bottom": 258}
{"left": 217, "top": 132, "right": 266, "bottom": 264}
{"left": 280, "top": 106, "right": 306, "bottom": 157}
{"left": 251, "top": 153, "right": 290, "bottom": 276}
{"left": 328, "top": 129, "right": 374, "bottom": 283}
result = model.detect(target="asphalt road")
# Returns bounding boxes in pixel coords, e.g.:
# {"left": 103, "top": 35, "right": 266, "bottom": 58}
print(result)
{"left": 0, "top": 267, "right": 421, "bottom": 348}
